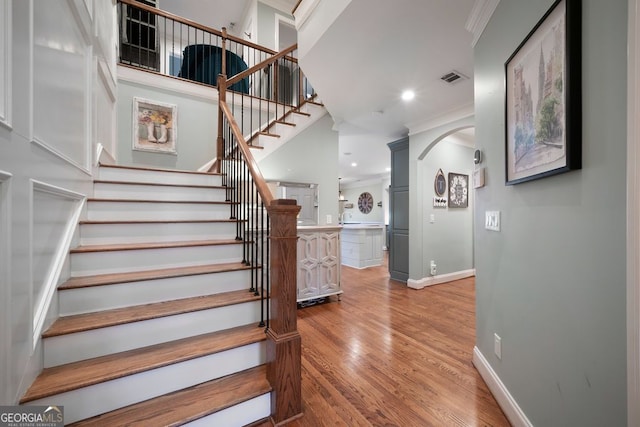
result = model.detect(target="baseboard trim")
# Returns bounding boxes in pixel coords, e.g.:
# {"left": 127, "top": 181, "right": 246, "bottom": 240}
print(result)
{"left": 407, "top": 268, "right": 475, "bottom": 289}
{"left": 472, "top": 346, "right": 533, "bottom": 427}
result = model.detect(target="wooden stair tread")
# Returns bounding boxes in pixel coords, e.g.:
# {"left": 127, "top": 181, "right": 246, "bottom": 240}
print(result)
{"left": 290, "top": 110, "right": 311, "bottom": 117}
{"left": 43, "top": 290, "right": 261, "bottom": 338}
{"left": 79, "top": 219, "right": 241, "bottom": 225}
{"left": 70, "top": 239, "right": 243, "bottom": 254}
{"left": 94, "top": 179, "right": 227, "bottom": 190}
{"left": 275, "top": 120, "right": 296, "bottom": 127}
{"left": 60, "top": 262, "right": 254, "bottom": 290}
{"left": 87, "top": 198, "right": 236, "bottom": 205}
{"left": 99, "top": 163, "right": 223, "bottom": 177}
{"left": 67, "top": 365, "right": 270, "bottom": 426}
{"left": 258, "top": 131, "right": 281, "bottom": 138}
{"left": 22, "top": 325, "right": 266, "bottom": 403}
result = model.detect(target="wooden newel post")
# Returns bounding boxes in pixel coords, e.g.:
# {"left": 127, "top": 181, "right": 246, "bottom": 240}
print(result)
{"left": 215, "top": 73, "right": 227, "bottom": 174}
{"left": 266, "top": 199, "right": 303, "bottom": 425}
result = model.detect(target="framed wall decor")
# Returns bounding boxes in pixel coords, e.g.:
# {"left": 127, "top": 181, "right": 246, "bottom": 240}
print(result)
{"left": 434, "top": 168, "right": 447, "bottom": 196}
{"left": 505, "top": 0, "right": 581, "bottom": 185}
{"left": 133, "top": 97, "right": 177, "bottom": 155}
{"left": 448, "top": 173, "right": 468, "bottom": 208}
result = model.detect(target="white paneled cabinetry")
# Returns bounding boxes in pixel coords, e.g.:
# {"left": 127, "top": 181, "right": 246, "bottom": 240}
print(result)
{"left": 297, "top": 226, "right": 342, "bottom": 302}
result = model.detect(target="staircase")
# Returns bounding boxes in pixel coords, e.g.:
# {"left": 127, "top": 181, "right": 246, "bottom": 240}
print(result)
{"left": 248, "top": 99, "right": 326, "bottom": 163}
{"left": 20, "top": 164, "right": 273, "bottom": 426}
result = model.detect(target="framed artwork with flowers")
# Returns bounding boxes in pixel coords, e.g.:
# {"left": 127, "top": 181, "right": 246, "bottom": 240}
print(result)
{"left": 448, "top": 173, "right": 468, "bottom": 208}
{"left": 133, "top": 97, "right": 177, "bottom": 155}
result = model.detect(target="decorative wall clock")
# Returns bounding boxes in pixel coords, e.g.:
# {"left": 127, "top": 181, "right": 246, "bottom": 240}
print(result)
{"left": 448, "top": 173, "right": 469, "bottom": 208}
{"left": 357, "top": 192, "right": 374, "bottom": 214}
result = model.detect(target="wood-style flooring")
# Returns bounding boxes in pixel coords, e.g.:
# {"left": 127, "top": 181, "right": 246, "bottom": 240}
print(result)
{"left": 282, "top": 257, "right": 510, "bottom": 427}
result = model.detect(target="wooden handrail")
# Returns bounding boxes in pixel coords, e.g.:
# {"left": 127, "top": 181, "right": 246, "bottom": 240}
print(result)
{"left": 219, "top": 101, "right": 275, "bottom": 207}
{"left": 226, "top": 43, "right": 299, "bottom": 87}
{"left": 119, "top": 0, "right": 280, "bottom": 56}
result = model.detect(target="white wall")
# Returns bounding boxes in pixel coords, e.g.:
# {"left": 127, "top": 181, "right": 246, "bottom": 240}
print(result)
{"left": 117, "top": 69, "right": 218, "bottom": 171}
{"left": 474, "top": 0, "right": 627, "bottom": 425}
{"left": 259, "top": 114, "right": 339, "bottom": 226}
{"left": 341, "top": 180, "right": 385, "bottom": 224}
{"left": 0, "top": 0, "right": 116, "bottom": 404}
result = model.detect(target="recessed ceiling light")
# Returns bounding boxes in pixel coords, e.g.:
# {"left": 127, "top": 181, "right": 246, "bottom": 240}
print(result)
{"left": 351, "top": 162, "right": 358, "bottom": 167}
{"left": 401, "top": 90, "right": 415, "bottom": 101}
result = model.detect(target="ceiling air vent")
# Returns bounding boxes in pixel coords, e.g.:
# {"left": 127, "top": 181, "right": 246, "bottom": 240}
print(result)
{"left": 440, "top": 70, "right": 468, "bottom": 85}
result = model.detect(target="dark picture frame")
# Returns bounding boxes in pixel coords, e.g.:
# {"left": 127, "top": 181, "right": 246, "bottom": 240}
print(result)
{"left": 505, "top": 0, "right": 581, "bottom": 185}
{"left": 448, "top": 173, "right": 469, "bottom": 208}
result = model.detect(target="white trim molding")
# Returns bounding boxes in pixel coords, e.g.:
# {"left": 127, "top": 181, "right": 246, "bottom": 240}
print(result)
{"left": 0, "top": 0, "right": 12, "bottom": 129}
{"left": 30, "top": 179, "right": 86, "bottom": 348}
{"left": 407, "top": 269, "right": 475, "bottom": 290}
{"left": 628, "top": 0, "right": 640, "bottom": 425}
{"left": 472, "top": 347, "right": 533, "bottom": 427}
{"left": 0, "top": 170, "right": 12, "bottom": 406}
{"left": 118, "top": 65, "right": 219, "bottom": 102}
{"left": 465, "top": 0, "right": 501, "bottom": 47}
{"left": 293, "top": 0, "right": 321, "bottom": 31}
{"left": 408, "top": 103, "right": 475, "bottom": 137}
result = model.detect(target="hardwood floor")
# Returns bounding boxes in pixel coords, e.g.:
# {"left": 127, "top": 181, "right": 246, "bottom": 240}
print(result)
{"left": 283, "top": 258, "right": 510, "bottom": 427}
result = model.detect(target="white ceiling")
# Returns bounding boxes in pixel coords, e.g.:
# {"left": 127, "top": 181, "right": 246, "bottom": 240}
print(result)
{"left": 299, "top": 0, "right": 477, "bottom": 184}
{"left": 158, "top": 0, "right": 477, "bottom": 185}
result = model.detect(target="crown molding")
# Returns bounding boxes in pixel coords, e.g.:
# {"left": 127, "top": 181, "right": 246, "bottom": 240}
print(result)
{"left": 465, "top": 0, "right": 500, "bottom": 47}
{"left": 407, "top": 103, "right": 474, "bottom": 136}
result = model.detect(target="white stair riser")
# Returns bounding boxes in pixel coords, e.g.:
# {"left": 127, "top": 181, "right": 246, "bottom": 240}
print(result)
{"left": 94, "top": 182, "right": 228, "bottom": 202}
{"left": 31, "top": 342, "right": 266, "bottom": 424}
{"left": 44, "top": 301, "right": 263, "bottom": 367}
{"left": 79, "top": 221, "right": 239, "bottom": 245}
{"left": 98, "top": 168, "right": 222, "bottom": 187}
{"left": 70, "top": 244, "right": 244, "bottom": 276}
{"left": 185, "top": 393, "right": 270, "bottom": 426}
{"left": 86, "top": 200, "right": 232, "bottom": 221}
{"left": 59, "top": 269, "right": 253, "bottom": 315}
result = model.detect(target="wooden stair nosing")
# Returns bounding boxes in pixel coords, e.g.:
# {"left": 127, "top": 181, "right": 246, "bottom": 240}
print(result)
{"left": 43, "top": 290, "right": 262, "bottom": 338}
{"left": 275, "top": 119, "right": 296, "bottom": 127}
{"left": 86, "top": 198, "right": 237, "bottom": 205}
{"left": 99, "top": 163, "right": 223, "bottom": 177}
{"left": 21, "top": 324, "right": 267, "bottom": 404}
{"left": 70, "top": 238, "right": 245, "bottom": 254}
{"left": 93, "top": 180, "right": 228, "bottom": 190}
{"left": 66, "top": 365, "right": 271, "bottom": 427}
{"left": 290, "top": 109, "right": 311, "bottom": 117}
{"left": 59, "top": 262, "right": 256, "bottom": 290}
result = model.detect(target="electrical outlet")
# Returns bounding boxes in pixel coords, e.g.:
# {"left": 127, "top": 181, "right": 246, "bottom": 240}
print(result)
{"left": 326, "top": 214, "right": 332, "bottom": 224}
{"left": 430, "top": 260, "right": 437, "bottom": 276}
{"left": 494, "top": 333, "right": 502, "bottom": 360}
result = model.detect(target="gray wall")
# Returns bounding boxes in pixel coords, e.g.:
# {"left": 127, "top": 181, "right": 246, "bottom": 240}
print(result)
{"left": 257, "top": 1, "right": 293, "bottom": 51}
{"left": 259, "top": 114, "right": 339, "bottom": 226}
{"left": 474, "top": 0, "right": 627, "bottom": 425}
{"left": 117, "top": 77, "right": 217, "bottom": 171}
{"left": 408, "top": 116, "right": 474, "bottom": 280}
{"left": 414, "top": 139, "right": 474, "bottom": 279}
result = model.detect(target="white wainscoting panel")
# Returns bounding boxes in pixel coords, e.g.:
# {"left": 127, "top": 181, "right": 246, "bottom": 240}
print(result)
{"left": 0, "top": 0, "right": 11, "bottom": 129}
{"left": 30, "top": 179, "right": 85, "bottom": 346}
{"left": 0, "top": 171, "right": 12, "bottom": 405}
{"left": 33, "top": 0, "right": 91, "bottom": 173}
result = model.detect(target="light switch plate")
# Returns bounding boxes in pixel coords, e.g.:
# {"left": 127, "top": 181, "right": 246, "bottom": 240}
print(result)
{"left": 485, "top": 211, "right": 501, "bottom": 231}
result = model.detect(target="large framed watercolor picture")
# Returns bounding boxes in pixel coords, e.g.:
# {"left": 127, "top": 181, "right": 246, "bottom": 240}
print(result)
{"left": 133, "top": 97, "right": 177, "bottom": 155}
{"left": 505, "top": 0, "right": 581, "bottom": 185}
